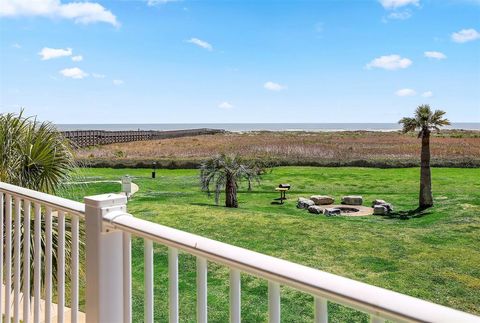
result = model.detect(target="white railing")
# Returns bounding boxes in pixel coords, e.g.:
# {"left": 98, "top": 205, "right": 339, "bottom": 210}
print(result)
{"left": 1, "top": 181, "right": 479, "bottom": 323}
{"left": 0, "top": 182, "right": 84, "bottom": 323}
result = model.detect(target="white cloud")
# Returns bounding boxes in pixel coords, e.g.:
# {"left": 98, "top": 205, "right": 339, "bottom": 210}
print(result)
{"left": 59, "top": 67, "right": 88, "bottom": 79}
{"left": 366, "top": 55, "right": 412, "bottom": 70}
{"left": 387, "top": 10, "right": 412, "bottom": 20}
{"left": 0, "top": 0, "right": 119, "bottom": 27}
{"left": 264, "top": 81, "right": 287, "bottom": 91}
{"left": 422, "top": 91, "right": 433, "bottom": 98}
{"left": 451, "top": 28, "right": 480, "bottom": 43}
{"left": 92, "top": 73, "right": 106, "bottom": 78}
{"left": 147, "top": 0, "right": 180, "bottom": 6}
{"left": 218, "top": 101, "right": 233, "bottom": 109}
{"left": 379, "top": 0, "right": 419, "bottom": 9}
{"left": 424, "top": 51, "right": 446, "bottom": 60}
{"left": 395, "top": 88, "right": 416, "bottom": 96}
{"left": 380, "top": 0, "right": 418, "bottom": 20}
{"left": 113, "top": 79, "right": 124, "bottom": 85}
{"left": 187, "top": 38, "right": 213, "bottom": 51}
{"left": 71, "top": 55, "right": 83, "bottom": 62}
{"left": 38, "top": 47, "right": 72, "bottom": 60}
{"left": 12, "top": 43, "right": 21, "bottom": 48}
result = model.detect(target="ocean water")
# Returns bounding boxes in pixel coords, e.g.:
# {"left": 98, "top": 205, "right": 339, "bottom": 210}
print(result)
{"left": 55, "top": 123, "right": 480, "bottom": 132}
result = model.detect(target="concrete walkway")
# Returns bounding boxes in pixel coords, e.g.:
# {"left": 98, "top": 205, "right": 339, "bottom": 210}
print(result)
{"left": 65, "top": 180, "right": 139, "bottom": 197}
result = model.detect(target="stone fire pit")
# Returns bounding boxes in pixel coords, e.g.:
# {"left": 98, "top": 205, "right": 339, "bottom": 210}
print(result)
{"left": 322, "top": 205, "right": 373, "bottom": 216}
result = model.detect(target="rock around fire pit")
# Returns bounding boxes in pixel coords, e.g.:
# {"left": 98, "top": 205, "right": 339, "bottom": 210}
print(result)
{"left": 297, "top": 195, "right": 383, "bottom": 216}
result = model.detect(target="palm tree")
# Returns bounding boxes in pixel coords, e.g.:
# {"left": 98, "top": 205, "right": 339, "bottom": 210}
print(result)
{"left": 399, "top": 105, "right": 450, "bottom": 209}
{"left": 0, "top": 110, "right": 76, "bottom": 193}
{"left": 200, "top": 154, "right": 263, "bottom": 208}
{"left": 1, "top": 110, "right": 79, "bottom": 296}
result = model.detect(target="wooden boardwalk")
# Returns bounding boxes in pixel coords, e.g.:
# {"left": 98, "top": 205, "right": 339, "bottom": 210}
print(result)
{"left": 61, "top": 128, "right": 224, "bottom": 148}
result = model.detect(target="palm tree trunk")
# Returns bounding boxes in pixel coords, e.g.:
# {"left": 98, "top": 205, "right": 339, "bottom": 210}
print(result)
{"left": 419, "top": 131, "right": 433, "bottom": 208}
{"left": 225, "top": 175, "right": 238, "bottom": 208}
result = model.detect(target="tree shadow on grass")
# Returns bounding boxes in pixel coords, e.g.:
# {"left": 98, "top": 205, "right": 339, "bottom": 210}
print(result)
{"left": 386, "top": 207, "right": 433, "bottom": 220}
{"left": 190, "top": 202, "right": 221, "bottom": 208}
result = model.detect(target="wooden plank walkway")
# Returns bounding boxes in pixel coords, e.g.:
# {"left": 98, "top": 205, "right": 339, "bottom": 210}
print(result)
{"left": 61, "top": 128, "right": 225, "bottom": 148}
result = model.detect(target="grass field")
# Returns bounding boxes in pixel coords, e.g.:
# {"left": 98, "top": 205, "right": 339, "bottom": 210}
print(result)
{"left": 76, "top": 130, "right": 480, "bottom": 168}
{"left": 61, "top": 166, "right": 480, "bottom": 322}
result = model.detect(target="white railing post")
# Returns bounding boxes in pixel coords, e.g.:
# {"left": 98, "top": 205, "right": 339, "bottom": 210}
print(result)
{"left": 84, "top": 193, "right": 128, "bottom": 323}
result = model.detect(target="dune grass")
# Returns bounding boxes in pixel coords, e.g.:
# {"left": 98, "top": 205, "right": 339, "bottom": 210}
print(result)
{"left": 61, "top": 166, "right": 480, "bottom": 322}
{"left": 76, "top": 130, "right": 480, "bottom": 168}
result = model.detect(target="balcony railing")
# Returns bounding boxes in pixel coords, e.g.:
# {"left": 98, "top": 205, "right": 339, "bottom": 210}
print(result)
{"left": 1, "top": 181, "right": 479, "bottom": 323}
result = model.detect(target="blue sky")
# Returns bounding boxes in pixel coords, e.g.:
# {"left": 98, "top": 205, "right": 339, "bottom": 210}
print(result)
{"left": 1, "top": 0, "right": 479, "bottom": 123}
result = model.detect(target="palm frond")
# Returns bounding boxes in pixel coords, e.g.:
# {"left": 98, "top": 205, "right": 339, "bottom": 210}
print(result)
{"left": 398, "top": 117, "right": 418, "bottom": 133}
{"left": 399, "top": 105, "right": 450, "bottom": 137}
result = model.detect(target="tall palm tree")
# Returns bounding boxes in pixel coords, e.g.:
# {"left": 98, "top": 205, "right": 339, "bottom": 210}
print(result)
{"left": 1, "top": 110, "right": 79, "bottom": 296}
{"left": 399, "top": 105, "right": 450, "bottom": 209}
{"left": 200, "top": 154, "right": 262, "bottom": 208}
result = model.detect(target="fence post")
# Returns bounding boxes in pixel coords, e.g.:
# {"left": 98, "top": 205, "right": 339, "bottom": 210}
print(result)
{"left": 85, "top": 193, "right": 128, "bottom": 323}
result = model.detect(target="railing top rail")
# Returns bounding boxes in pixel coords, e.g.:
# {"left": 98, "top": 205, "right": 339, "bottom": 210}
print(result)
{"left": 109, "top": 214, "right": 480, "bottom": 323}
{"left": 0, "top": 181, "right": 85, "bottom": 217}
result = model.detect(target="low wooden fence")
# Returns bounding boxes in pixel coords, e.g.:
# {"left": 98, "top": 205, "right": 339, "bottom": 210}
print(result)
{"left": 61, "top": 128, "right": 225, "bottom": 148}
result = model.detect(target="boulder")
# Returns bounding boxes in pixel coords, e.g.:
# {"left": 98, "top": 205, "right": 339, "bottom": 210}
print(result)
{"left": 373, "top": 205, "right": 388, "bottom": 215}
{"left": 310, "top": 195, "right": 335, "bottom": 205}
{"left": 297, "top": 197, "right": 315, "bottom": 209}
{"left": 371, "top": 199, "right": 387, "bottom": 207}
{"left": 382, "top": 203, "right": 393, "bottom": 212}
{"left": 372, "top": 199, "right": 393, "bottom": 212}
{"left": 341, "top": 195, "right": 363, "bottom": 205}
{"left": 308, "top": 205, "right": 324, "bottom": 214}
{"left": 324, "top": 208, "right": 341, "bottom": 216}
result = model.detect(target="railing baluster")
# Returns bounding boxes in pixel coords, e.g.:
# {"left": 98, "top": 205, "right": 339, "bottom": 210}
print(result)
{"left": 57, "top": 211, "right": 66, "bottom": 323}
{"left": 71, "top": 216, "right": 79, "bottom": 323}
{"left": 314, "top": 297, "right": 328, "bottom": 323}
{"left": 45, "top": 207, "right": 52, "bottom": 323}
{"left": 196, "top": 257, "right": 208, "bottom": 323}
{"left": 144, "top": 239, "right": 154, "bottom": 323}
{"left": 5, "top": 194, "right": 12, "bottom": 321}
{"left": 13, "top": 197, "right": 21, "bottom": 323}
{"left": 23, "top": 200, "right": 31, "bottom": 323}
{"left": 268, "top": 282, "right": 280, "bottom": 323}
{"left": 0, "top": 193, "right": 3, "bottom": 323}
{"left": 169, "top": 247, "right": 179, "bottom": 323}
{"left": 123, "top": 232, "right": 132, "bottom": 323}
{"left": 229, "top": 269, "right": 241, "bottom": 323}
{"left": 33, "top": 203, "right": 41, "bottom": 323}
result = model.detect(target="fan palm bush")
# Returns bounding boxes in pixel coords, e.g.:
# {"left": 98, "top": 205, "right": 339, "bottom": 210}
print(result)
{"left": 399, "top": 105, "right": 450, "bottom": 209}
{"left": 1, "top": 110, "right": 81, "bottom": 297}
{"left": 200, "top": 154, "right": 263, "bottom": 208}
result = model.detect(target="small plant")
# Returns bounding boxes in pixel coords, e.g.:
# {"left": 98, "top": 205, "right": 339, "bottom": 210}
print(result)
{"left": 114, "top": 150, "right": 125, "bottom": 158}
{"left": 200, "top": 154, "right": 264, "bottom": 208}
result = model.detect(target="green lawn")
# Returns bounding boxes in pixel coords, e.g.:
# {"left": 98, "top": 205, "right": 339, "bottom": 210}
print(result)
{"left": 61, "top": 167, "right": 480, "bottom": 322}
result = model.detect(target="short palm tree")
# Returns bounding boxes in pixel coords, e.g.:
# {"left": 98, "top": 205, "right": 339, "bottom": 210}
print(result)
{"left": 200, "top": 154, "right": 262, "bottom": 208}
{"left": 1, "top": 111, "right": 76, "bottom": 193}
{"left": 1, "top": 110, "right": 79, "bottom": 296}
{"left": 399, "top": 105, "right": 450, "bottom": 209}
